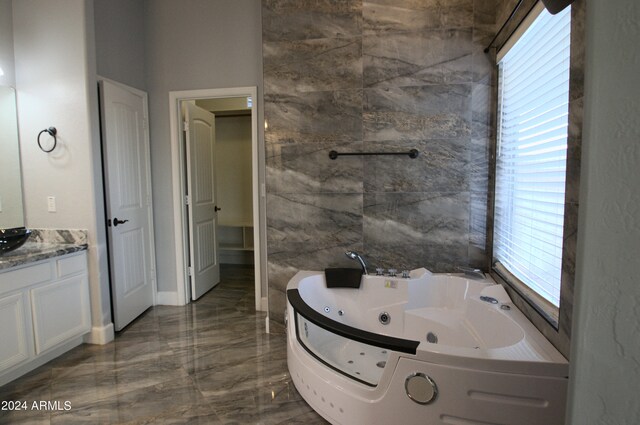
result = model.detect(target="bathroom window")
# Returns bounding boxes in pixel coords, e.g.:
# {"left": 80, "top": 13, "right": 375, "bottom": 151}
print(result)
{"left": 493, "top": 3, "right": 571, "bottom": 321}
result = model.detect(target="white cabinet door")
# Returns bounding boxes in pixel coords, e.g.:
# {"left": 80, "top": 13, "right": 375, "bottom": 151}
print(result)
{"left": 0, "top": 292, "right": 31, "bottom": 370}
{"left": 30, "top": 275, "right": 91, "bottom": 355}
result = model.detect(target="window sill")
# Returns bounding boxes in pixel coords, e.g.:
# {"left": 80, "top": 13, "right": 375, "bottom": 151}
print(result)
{"left": 492, "top": 262, "right": 559, "bottom": 329}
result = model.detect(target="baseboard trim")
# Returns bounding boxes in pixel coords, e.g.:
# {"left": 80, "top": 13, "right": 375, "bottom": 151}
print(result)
{"left": 260, "top": 296, "right": 268, "bottom": 312}
{"left": 157, "top": 291, "right": 180, "bottom": 305}
{"left": 83, "top": 323, "right": 115, "bottom": 345}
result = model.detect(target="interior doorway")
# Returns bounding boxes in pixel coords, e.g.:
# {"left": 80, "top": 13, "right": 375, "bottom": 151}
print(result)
{"left": 169, "top": 87, "right": 266, "bottom": 312}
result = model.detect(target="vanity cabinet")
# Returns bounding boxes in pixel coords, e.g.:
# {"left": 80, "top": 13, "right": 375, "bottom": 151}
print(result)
{"left": 0, "top": 251, "right": 90, "bottom": 386}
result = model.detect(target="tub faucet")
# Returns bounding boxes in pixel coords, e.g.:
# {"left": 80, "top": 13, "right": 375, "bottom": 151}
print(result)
{"left": 457, "top": 266, "right": 485, "bottom": 280}
{"left": 345, "top": 251, "right": 368, "bottom": 275}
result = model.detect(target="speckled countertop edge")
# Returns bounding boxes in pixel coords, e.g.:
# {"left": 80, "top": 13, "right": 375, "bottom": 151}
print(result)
{"left": 0, "top": 229, "right": 88, "bottom": 271}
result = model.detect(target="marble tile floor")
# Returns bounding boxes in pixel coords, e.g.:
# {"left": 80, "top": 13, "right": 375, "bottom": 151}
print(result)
{"left": 0, "top": 264, "right": 328, "bottom": 424}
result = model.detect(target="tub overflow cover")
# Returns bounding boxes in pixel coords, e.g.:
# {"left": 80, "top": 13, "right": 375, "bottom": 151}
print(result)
{"left": 405, "top": 373, "right": 438, "bottom": 405}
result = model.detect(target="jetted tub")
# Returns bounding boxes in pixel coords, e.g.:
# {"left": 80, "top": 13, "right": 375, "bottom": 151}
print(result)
{"left": 286, "top": 268, "right": 568, "bottom": 425}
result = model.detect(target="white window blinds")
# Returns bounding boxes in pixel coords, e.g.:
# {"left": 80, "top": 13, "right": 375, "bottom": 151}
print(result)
{"left": 494, "top": 4, "right": 571, "bottom": 308}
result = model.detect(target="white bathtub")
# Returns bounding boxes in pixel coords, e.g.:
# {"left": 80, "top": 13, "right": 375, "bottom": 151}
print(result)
{"left": 286, "top": 268, "right": 568, "bottom": 425}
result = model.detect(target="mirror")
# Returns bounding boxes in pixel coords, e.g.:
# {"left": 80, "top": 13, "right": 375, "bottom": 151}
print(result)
{"left": 0, "top": 85, "right": 25, "bottom": 229}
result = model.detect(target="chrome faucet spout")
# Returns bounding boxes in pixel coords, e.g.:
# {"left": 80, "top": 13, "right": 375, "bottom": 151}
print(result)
{"left": 457, "top": 266, "right": 485, "bottom": 280}
{"left": 345, "top": 251, "right": 368, "bottom": 275}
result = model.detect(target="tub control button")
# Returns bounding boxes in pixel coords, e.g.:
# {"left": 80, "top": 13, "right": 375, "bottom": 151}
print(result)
{"left": 378, "top": 312, "right": 391, "bottom": 325}
{"left": 376, "top": 268, "right": 385, "bottom": 276}
{"left": 388, "top": 268, "right": 397, "bottom": 277}
{"left": 405, "top": 373, "right": 438, "bottom": 405}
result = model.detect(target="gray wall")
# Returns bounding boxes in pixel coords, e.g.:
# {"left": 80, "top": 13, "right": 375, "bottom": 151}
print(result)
{"left": 0, "top": 0, "right": 15, "bottom": 87}
{"left": 13, "top": 0, "right": 111, "bottom": 331}
{"left": 144, "top": 0, "right": 264, "bottom": 294}
{"left": 568, "top": 0, "right": 640, "bottom": 422}
{"left": 263, "top": 0, "right": 497, "bottom": 317}
{"left": 94, "top": 0, "right": 146, "bottom": 90}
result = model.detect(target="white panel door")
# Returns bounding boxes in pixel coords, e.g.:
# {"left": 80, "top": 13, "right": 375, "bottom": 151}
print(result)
{"left": 184, "top": 102, "right": 220, "bottom": 300}
{"left": 100, "top": 80, "right": 155, "bottom": 331}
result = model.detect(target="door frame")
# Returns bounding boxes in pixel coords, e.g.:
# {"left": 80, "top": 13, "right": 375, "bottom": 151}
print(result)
{"left": 169, "top": 87, "right": 266, "bottom": 311}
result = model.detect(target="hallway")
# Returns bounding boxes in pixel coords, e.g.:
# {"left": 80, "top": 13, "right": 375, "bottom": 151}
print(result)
{"left": 0, "top": 265, "right": 326, "bottom": 424}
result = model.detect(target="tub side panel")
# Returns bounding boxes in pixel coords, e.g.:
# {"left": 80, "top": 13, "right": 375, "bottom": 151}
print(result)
{"left": 387, "top": 357, "right": 568, "bottom": 425}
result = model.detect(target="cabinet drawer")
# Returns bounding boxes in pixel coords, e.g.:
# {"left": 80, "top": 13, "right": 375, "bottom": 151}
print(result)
{"left": 0, "top": 262, "right": 53, "bottom": 293}
{"left": 57, "top": 252, "right": 87, "bottom": 278}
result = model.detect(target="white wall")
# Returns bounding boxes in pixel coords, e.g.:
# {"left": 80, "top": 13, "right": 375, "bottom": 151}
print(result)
{"left": 567, "top": 0, "right": 640, "bottom": 422}
{"left": 215, "top": 115, "right": 253, "bottom": 226}
{"left": 12, "top": 0, "right": 112, "bottom": 337}
{"left": 144, "top": 0, "right": 264, "bottom": 294}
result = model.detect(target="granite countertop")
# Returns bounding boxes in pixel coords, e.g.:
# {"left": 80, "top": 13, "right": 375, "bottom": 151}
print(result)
{"left": 0, "top": 229, "right": 88, "bottom": 271}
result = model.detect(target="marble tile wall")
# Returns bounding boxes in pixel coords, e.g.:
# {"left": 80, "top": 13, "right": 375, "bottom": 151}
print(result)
{"left": 263, "top": 0, "right": 497, "bottom": 317}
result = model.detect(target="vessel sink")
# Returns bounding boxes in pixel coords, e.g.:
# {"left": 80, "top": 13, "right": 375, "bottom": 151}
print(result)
{"left": 0, "top": 228, "right": 32, "bottom": 254}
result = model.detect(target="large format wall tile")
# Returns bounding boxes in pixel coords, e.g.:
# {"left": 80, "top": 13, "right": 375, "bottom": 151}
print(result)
{"left": 363, "top": 29, "right": 445, "bottom": 87}
{"left": 363, "top": 1, "right": 441, "bottom": 34}
{"left": 263, "top": 0, "right": 497, "bottom": 320}
{"left": 267, "top": 141, "right": 363, "bottom": 193}
{"left": 363, "top": 85, "right": 472, "bottom": 141}
{"left": 441, "top": 28, "right": 474, "bottom": 84}
{"left": 440, "top": 0, "right": 474, "bottom": 28}
{"left": 363, "top": 28, "right": 473, "bottom": 88}
{"left": 363, "top": 0, "right": 474, "bottom": 34}
{"left": 264, "top": 37, "right": 362, "bottom": 93}
{"left": 264, "top": 90, "right": 363, "bottom": 144}
{"left": 267, "top": 193, "right": 363, "bottom": 246}
{"left": 363, "top": 192, "right": 470, "bottom": 271}
{"left": 471, "top": 1, "right": 496, "bottom": 83}
{"left": 263, "top": 0, "right": 362, "bottom": 42}
{"left": 363, "top": 192, "right": 469, "bottom": 242}
{"left": 362, "top": 139, "right": 469, "bottom": 193}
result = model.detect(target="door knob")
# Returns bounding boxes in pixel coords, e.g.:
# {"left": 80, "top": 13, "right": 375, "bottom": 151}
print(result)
{"left": 113, "top": 217, "right": 129, "bottom": 227}
{"left": 214, "top": 206, "right": 222, "bottom": 212}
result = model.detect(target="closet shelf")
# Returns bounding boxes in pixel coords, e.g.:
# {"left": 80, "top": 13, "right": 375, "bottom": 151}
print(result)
{"left": 219, "top": 224, "right": 254, "bottom": 252}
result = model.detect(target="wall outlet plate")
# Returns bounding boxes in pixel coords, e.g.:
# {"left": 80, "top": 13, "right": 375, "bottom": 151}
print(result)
{"left": 47, "top": 196, "right": 56, "bottom": 212}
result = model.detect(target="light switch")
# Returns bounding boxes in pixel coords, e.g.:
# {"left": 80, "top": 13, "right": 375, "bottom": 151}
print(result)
{"left": 47, "top": 196, "right": 56, "bottom": 212}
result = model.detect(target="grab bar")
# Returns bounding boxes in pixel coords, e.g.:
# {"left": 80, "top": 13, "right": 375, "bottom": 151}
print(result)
{"left": 287, "top": 289, "right": 419, "bottom": 355}
{"left": 329, "top": 149, "right": 419, "bottom": 160}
